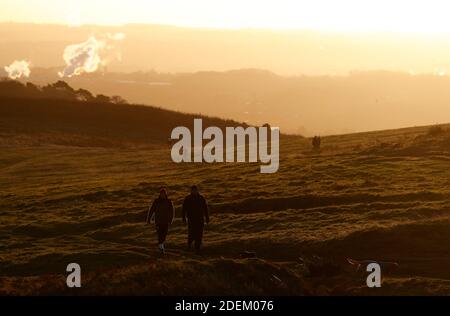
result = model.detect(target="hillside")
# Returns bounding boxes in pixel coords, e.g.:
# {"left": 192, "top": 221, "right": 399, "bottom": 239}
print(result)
{"left": 0, "top": 80, "right": 252, "bottom": 147}
{"left": 20, "top": 68, "right": 450, "bottom": 135}
{"left": 5, "top": 22, "right": 450, "bottom": 136}
{"left": 1, "top": 88, "right": 450, "bottom": 295}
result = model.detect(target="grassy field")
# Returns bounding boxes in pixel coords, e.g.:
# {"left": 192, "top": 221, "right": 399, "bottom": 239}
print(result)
{"left": 1, "top": 98, "right": 450, "bottom": 295}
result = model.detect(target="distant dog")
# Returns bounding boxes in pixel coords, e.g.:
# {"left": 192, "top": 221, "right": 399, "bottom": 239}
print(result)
{"left": 347, "top": 258, "right": 399, "bottom": 273}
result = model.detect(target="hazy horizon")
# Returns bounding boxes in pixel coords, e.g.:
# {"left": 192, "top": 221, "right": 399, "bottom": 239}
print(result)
{"left": 4, "top": 22, "right": 450, "bottom": 76}
{"left": 4, "top": 67, "right": 450, "bottom": 136}
{"left": 3, "top": 2, "right": 450, "bottom": 135}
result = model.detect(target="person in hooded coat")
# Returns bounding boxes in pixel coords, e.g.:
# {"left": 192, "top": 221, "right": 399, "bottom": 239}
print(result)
{"left": 182, "top": 185, "right": 209, "bottom": 251}
{"left": 147, "top": 188, "right": 175, "bottom": 254}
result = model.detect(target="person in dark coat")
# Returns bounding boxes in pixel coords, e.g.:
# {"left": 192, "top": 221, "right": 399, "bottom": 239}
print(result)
{"left": 147, "top": 188, "right": 175, "bottom": 254}
{"left": 182, "top": 185, "right": 209, "bottom": 251}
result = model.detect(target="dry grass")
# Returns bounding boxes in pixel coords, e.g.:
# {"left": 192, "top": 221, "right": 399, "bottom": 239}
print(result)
{"left": 1, "top": 101, "right": 450, "bottom": 295}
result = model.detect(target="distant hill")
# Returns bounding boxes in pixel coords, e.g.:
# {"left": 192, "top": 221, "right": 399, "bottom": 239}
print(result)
{"left": 0, "top": 80, "right": 251, "bottom": 147}
{"left": 18, "top": 68, "right": 450, "bottom": 135}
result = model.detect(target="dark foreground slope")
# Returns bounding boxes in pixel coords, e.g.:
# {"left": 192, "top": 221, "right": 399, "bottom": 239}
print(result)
{"left": 0, "top": 97, "right": 247, "bottom": 147}
{"left": 1, "top": 90, "right": 450, "bottom": 295}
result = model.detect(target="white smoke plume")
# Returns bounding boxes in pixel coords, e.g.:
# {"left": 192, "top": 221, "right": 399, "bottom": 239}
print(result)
{"left": 4, "top": 60, "right": 31, "bottom": 79}
{"left": 59, "top": 33, "right": 125, "bottom": 78}
{"left": 59, "top": 37, "right": 105, "bottom": 78}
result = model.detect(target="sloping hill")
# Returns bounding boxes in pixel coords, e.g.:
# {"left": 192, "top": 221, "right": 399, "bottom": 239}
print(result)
{"left": 0, "top": 80, "right": 249, "bottom": 147}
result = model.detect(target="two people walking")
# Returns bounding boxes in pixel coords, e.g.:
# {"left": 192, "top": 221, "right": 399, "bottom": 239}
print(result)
{"left": 146, "top": 185, "right": 209, "bottom": 254}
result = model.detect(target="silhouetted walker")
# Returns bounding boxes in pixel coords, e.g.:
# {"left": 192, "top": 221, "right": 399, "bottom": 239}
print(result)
{"left": 312, "top": 136, "right": 321, "bottom": 150}
{"left": 146, "top": 188, "right": 175, "bottom": 254}
{"left": 182, "top": 185, "right": 209, "bottom": 252}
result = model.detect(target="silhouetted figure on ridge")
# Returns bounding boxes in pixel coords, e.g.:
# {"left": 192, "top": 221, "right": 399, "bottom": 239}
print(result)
{"left": 182, "top": 185, "right": 209, "bottom": 252}
{"left": 147, "top": 188, "right": 175, "bottom": 254}
{"left": 312, "top": 136, "right": 321, "bottom": 150}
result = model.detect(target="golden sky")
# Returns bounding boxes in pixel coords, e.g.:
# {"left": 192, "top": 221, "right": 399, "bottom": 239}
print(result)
{"left": 2, "top": 0, "right": 450, "bottom": 32}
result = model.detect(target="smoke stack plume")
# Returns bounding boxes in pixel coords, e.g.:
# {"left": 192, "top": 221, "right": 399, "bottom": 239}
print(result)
{"left": 59, "top": 37, "right": 104, "bottom": 78}
{"left": 4, "top": 60, "right": 31, "bottom": 79}
{"left": 59, "top": 33, "right": 125, "bottom": 78}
